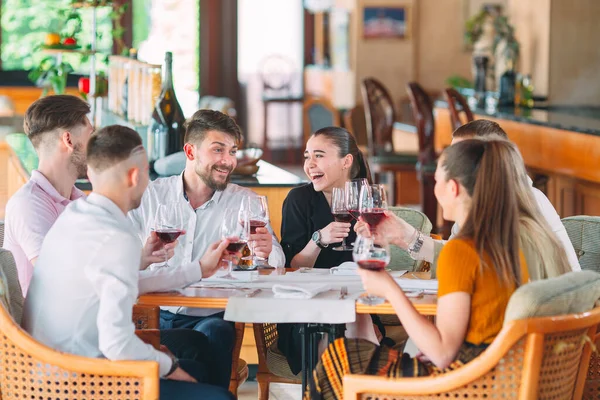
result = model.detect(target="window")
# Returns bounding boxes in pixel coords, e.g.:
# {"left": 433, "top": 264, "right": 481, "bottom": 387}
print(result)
{"left": 1, "top": 0, "right": 113, "bottom": 74}
{"left": 132, "top": 0, "right": 200, "bottom": 116}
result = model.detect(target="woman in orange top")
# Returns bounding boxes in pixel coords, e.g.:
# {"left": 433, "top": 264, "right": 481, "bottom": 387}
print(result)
{"left": 307, "top": 139, "right": 530, "bottom": 400}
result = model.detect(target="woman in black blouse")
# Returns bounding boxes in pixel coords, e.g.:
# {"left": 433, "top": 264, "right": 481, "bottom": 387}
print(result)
{"left": 278, "top": 126, "right": 373, "bottom": 375}
{"left": 281, "top": 126, "right": 372, "bottom": 269}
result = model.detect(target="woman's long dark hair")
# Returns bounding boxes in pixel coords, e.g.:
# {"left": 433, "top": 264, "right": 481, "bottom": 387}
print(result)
{"left": 312, "top": 127, "right": 372, "bottom": 183}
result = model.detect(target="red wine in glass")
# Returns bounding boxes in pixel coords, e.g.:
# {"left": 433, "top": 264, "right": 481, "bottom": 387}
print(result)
{"left": 361, "top": 209, "right": 386, "bottom": 227}
{"left": 357, "top": 259, "right": 387, "bottom": 271}
{"left": 226, "top": 241, "right": 248, "bottom": 253}
{"left": 333, "top": 212, "right": 354, "bottom": 223}
{"left": 155, "top": 228, "right": 184, "bottom": 244}
{"left": 348, "top": 209, "right": 361, "bottom": 220}
{"left": 249, "top": 219, "right": 267, "bottom": 234}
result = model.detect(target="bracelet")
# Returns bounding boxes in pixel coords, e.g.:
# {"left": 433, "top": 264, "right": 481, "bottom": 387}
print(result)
{"left": 408, "top": 231, "right": 424, "bottom": 259}
{"left": 166, "top": 355, "right": 180, "bottom": 377}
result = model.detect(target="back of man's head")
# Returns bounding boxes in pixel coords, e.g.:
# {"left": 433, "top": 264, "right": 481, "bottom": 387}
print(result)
{"left": 452, "top": 119, "right": 508, "bottom": 140}
{"left": 184, "top": 109, "right": 242, "bottom": 146}
{"left": 24, "top": 95, "right": 90, "bottom": 150}
{"left": 87, "top": 125, "right": 144, "bottom": 173}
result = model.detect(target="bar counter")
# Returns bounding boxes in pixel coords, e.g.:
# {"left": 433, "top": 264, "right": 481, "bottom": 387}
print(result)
{"left": 4, "top": 133, "right": 307, "bottom": 237}
{"left": 435, "top": 101, "right": 600, "bottom": 217}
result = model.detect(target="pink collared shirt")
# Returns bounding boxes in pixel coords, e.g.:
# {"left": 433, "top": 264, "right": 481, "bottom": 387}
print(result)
{"left": 4, "top": 170, "right": 85, "bottom": 296}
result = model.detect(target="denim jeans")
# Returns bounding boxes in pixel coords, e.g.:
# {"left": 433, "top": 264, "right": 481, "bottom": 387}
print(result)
{"left": 160, "top": 310, "right": 235, "bottom": 389}
{"left": 159, "top": 375, "right": 234, "bottom": 400}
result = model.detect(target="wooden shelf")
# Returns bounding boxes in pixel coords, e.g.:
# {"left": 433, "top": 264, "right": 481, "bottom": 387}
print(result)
{"left": 41, "top": 48, "right": 96, "bottom": 56}
{"left": 71, "top": 1, "right": 113, "bottom": 8}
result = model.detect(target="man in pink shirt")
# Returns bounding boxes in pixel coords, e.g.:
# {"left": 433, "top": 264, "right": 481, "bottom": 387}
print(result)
{"left": 4, "top": 95, "right": 92, "bottom": 296}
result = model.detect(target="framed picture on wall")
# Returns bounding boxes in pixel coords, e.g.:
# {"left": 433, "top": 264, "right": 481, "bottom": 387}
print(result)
{"left": 362, "top": 6, "right": 410, "bottom": 39}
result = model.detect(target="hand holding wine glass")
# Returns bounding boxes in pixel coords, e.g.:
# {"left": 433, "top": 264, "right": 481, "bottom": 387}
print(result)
{"left": 152, "top": 203, "right": 185, "bottom": 267}
{"left": 220, "top": 208, "right": 250, "bottom": 279}
{"left": 359, "top": 184, "right": 388, "bottom": 234}
{"left": 331, "top": 187, "right": 353, "bottom": 251}
{"left": 353, "top": 234, "right": 391, "bottom": 306}
{"left": 242, "top": 195, "right": 271, "bottom": 267}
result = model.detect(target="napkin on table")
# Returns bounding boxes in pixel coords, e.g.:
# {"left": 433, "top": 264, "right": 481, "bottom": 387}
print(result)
{"left": 272, "top": 283, "right": 331, "bottom": 299}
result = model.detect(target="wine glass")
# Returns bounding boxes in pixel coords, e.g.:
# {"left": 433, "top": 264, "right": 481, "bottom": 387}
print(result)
{"left": 353, "top": 234, "right": 390, "bottom": 306}
{"left": 345, "top": 178, "right": 369, "bottom": 221}
{"left": 359, "top": 184, "right": 388, "bottom": 234}
{"left": 220, "top": 208, "right": 250, "bottom": 279}
{"left": 242, "top": 195, "right": 270, "bottom": 267}
{"left": 153, "top": 203, "right": 185, "bottom": 267}
{"left": 331, "top": 187, "right": 353, "bottom": 251}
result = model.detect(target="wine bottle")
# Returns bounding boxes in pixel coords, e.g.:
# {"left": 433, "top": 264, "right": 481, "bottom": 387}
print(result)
{"left": 148, "top": 52, "right": 185, "bottom": 164}
{"left": 498, "top": 59, "right": 516, "bottom": 107}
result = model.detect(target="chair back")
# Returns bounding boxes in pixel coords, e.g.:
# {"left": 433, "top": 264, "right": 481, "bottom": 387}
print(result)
{"left": 343, "top": 271, "right": 600, "bottom": 399}
{"left": 302, "top": 97, "right": 340, "bottom": 144}
{"left": 561, "top": 215, "right": 600, "bottom": 273}
{"left": 406, "top": 82, "right": 438, "bottom": 233}
{"left": 0, "top": 273, "right": 159, "bottom": 399}
{"left": 343, "top": 105, "right": 368, "bottom": 149}
{"left": 0, "top": 219, "right": 4, "bottom": 247}
{"left": 387, "top": 207, "right": 432, "bottom": 271}
{"left": 443, "top": 88, "right": 474, "bottom": 130}
{"left": 361, "top": 78, "right": 396, "bottom": 154}
{"left": 0, "top": 248, "right": 23, "bottom": 324}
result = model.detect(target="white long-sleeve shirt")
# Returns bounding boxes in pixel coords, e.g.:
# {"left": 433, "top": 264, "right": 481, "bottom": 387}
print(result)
{"left": 22, "top": 193, "right": 173, "bottom": 377}
{"left": 128, "top": 174, "right": 286, "bottom": 316}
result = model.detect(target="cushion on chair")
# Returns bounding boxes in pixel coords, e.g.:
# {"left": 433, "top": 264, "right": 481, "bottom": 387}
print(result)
{"left": 0, "top": 249, "right": 23, "bottom": 324}
{"left": 387, "top": 207, "right": 432, "bottom": 272}
{"left": 562, "top": 216, "right": 600, "bottom": 272}
{"left": 266, "top": 341, "right": 301, "bottom": 380}
{"left": 504, "top": 270, "right": 600, "bottom": 323}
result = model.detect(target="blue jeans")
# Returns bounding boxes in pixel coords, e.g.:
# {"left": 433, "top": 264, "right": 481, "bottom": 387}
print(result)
{"left": 160, "top": 372, "right": 234, "bottom": 400}
{"left": 160, "top": 310, "right": 235, "bottom": 389}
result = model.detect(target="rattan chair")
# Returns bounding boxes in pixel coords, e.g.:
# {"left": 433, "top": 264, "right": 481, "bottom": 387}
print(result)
{"left": 343, "top": 270, "right": 600, "bottom": 400}
{"left": 254, "top": 323, "right": 301, "bottom": 400}
{"left": 0, "top": 273, "right": 160, "bottom": 399}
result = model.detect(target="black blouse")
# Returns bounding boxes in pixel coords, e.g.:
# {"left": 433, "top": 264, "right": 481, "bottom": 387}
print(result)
{"left": 280, "top": 183, "right": 356, "bottom": 269}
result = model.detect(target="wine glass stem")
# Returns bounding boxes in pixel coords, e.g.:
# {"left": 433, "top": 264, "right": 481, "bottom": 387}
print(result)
{"left": 228, "top": 259, "right": 233, "bottom": 277}
{"left": 164, "top": 250, "right": 168, "bottom": 266}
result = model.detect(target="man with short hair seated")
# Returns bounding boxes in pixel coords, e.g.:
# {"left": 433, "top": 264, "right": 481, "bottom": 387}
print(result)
{"left": 22, "top": 125, "right": 234, "bottom": 399}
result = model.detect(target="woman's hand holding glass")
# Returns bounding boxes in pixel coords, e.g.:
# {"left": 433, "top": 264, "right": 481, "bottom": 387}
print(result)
{"left": 319, "top": 221, "right": 351, "bottom": 246}
{"left": 353, "top": 234, "right": 391, "bottom": 306}
{"left": 355, "top": 210, "right": 418, "bottom": 250}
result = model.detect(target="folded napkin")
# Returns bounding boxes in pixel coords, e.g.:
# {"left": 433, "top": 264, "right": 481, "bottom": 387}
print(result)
{"left": 272, "top": 283, "right": 331, "bottom": 299}
{"left": 395, "top": 278, "right": 438, "bottom": 291}
{"left": 330, "top": 261, "right": 359, "bottom": 275}
{"left": 203, "top": 271, "right": 257, "bottom": 283}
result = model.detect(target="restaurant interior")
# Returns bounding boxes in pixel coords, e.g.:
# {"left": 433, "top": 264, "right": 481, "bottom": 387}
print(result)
{"left": 0, "top": 0, "right": 599, "bottom": 399}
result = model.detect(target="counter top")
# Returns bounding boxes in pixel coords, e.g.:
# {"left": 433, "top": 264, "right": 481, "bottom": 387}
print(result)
{"left": 435, "top": 98, "right": 600, "bottom": 136}
{"left": 6, "top": 133, "right": 307, "bottom": 190}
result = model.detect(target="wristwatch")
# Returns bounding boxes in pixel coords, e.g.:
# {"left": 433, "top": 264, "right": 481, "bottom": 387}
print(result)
{"left": 166, "top": 354, "right": 180, "bottom": 377}
{"left": 408, "top": 231, "right": 424, "bottom": 259}
{"left": 312, "top": 230, "right": 328, "bottom": 249}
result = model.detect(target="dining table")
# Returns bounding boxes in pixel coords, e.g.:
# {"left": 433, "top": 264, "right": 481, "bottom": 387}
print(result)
{"left": 138, "top": 267, "right": 437, "bottom": 390}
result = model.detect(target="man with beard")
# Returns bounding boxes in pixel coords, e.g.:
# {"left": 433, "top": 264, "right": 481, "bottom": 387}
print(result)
{"left": 23, "top": 125, "right": 234, "bottom": 399}
{"left": 128, "top": 109, "right": 285, "bottom": 385}
{"left": 4, "top": 95, "right": 93, "bottom": 296}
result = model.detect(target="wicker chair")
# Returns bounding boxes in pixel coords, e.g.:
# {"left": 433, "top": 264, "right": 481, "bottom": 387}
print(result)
{"left": 0, "top": 261, "right": 160, "bottom": 399}
{"left": 343, "top": 270, "right": 600, "bottom": 399}
{"left": 254, "top": 323, "right": 301, "bottom": 400}
{"left": 561, "top": 216, "right": 600, "bottom": 399}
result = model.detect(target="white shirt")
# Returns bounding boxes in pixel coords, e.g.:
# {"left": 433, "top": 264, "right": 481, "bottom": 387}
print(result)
{"left": 128, "top": 174, "right": 286, "bottom": 315}
{"left": 22, "top": 194, "right": 173, "bottom": 377}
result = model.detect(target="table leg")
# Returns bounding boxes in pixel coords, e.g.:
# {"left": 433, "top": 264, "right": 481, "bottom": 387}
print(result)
{"left": 300, "top": 323, "right": 347, "bottom": 393}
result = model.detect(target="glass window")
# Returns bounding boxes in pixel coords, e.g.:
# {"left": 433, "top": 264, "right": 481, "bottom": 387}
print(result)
{"left": 1, "top": 0, "right": 113, "bottom": 73}
{"left": 133, "top": 0, "right": 200, "bottom": 117}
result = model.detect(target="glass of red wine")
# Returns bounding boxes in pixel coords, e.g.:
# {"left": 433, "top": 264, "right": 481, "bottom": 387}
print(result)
{"left": 153, "top": 203, "right": 185, "bottom": 267}
{"left": 345, "top": 178, "right": 368, "bottom": 222}
{"left": 359, "top": 184, "right": 388, "bottom": 234}
{"left": 241, "top": 195, "right": 270, "bottom": 267}
{"left": 220, "top": 208, "right": 250, "bottom": 279}
{"left": 353, "top": 234, "right": 390, "bottom": 306}
{"left": 331, "top": 187, "right": 353, "bottom": 251}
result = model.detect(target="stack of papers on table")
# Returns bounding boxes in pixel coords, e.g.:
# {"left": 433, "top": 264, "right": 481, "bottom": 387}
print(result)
{"left": 395, "top": 278, "right": 438, "bottom": 292}
{"left": 202, "top": 271, "right": 257, "bottom": 283}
